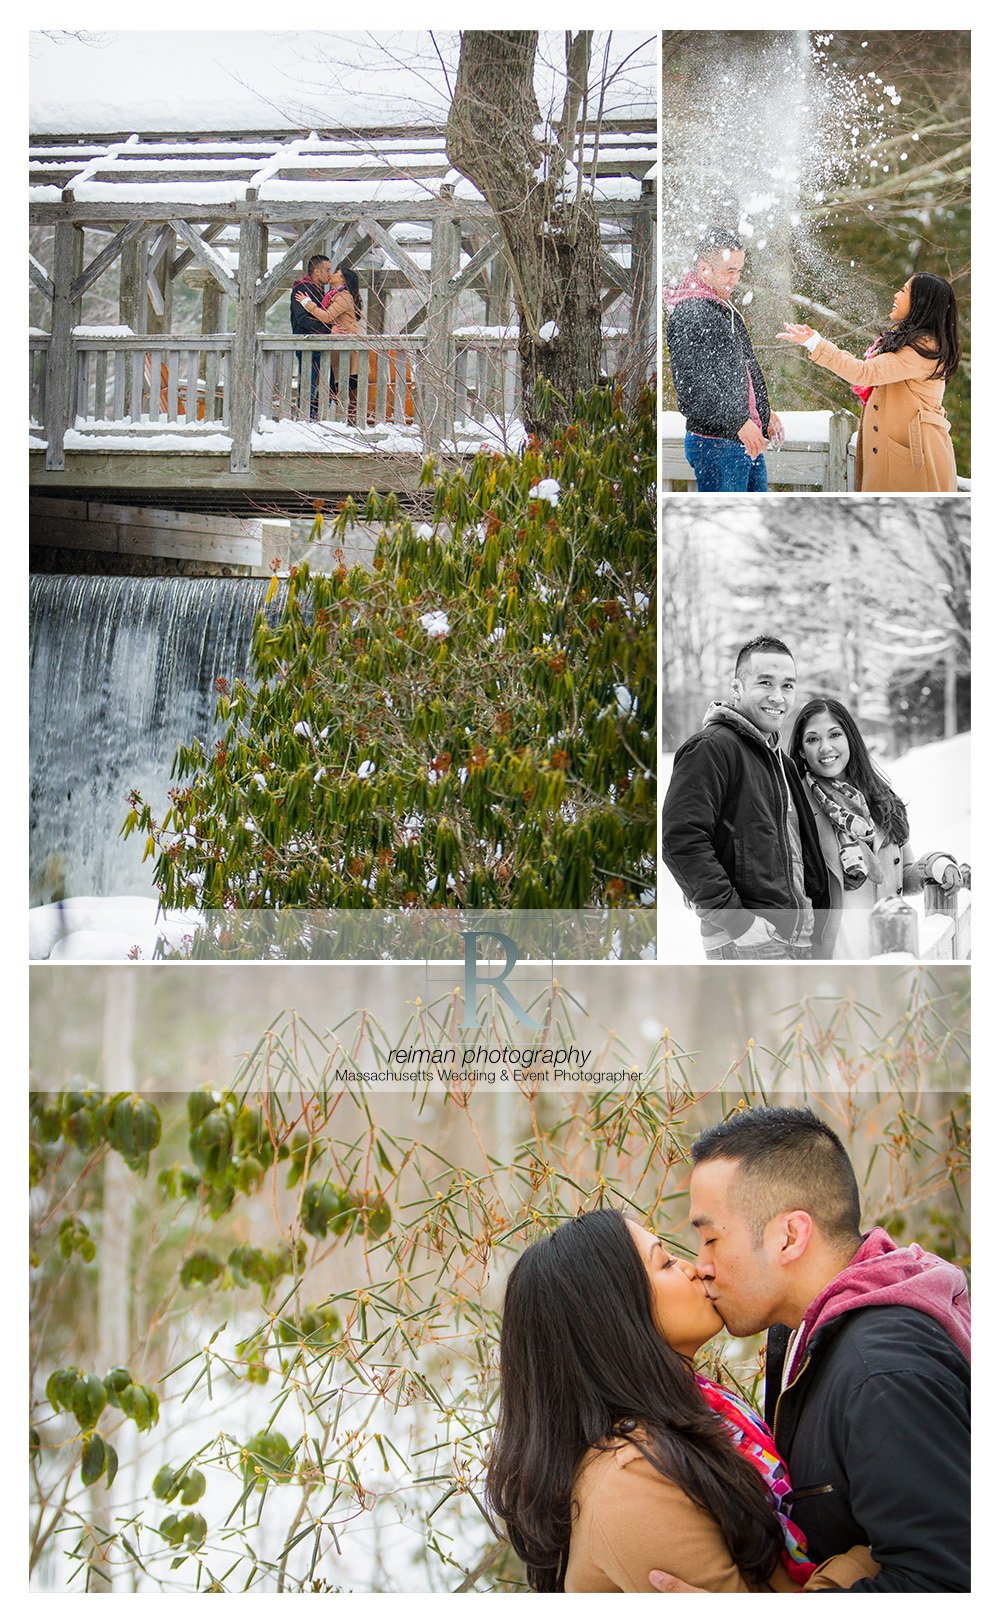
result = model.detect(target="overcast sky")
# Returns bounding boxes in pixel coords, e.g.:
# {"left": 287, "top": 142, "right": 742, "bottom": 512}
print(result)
{"left": 29, "top": 31, "right": 656, "bottom": 135}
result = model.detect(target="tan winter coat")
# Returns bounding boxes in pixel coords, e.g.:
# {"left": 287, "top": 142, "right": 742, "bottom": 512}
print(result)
{"left": 808, "top": 337, "right": 957, "bottom": 492}
{"left": 564, "top": 1436, "right": 879, "bottom": 1592}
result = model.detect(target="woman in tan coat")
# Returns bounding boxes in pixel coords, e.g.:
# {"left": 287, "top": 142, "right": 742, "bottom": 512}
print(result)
{"left": 777, "top": 273, "right": 961, "bottom": 491}
{"left": 486, "top": 1209, "right": 875, "bottom": 1592}
{"left": 295, "top": 262, "right": 363, "bottom": 420}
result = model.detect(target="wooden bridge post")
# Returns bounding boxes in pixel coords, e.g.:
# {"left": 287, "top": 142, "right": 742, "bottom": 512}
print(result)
{"left": 367, "top": 268, "right": 389, "bottom": 336}
{"left": 118, "top": 229, "right": 147, "bottom": 419}
{"left": 922, "top": 880, "right": 970, "bottom": 960}
{"left": 425, "top": 185, "right": 462, "bottom": 450}
{"left": 230, "top": 214, "right": 263, "bottom": 474}
{"left": 627, "top": 175, "right": 656, "bottom": 402}
{"left": 825, "top": 409, "right": 853, "bottom": 492}
{"left": 44, "top": 220, "right": 83, "bottom": 471}
{"left": 868, "top": 896, "right": 919, "bottom": 958}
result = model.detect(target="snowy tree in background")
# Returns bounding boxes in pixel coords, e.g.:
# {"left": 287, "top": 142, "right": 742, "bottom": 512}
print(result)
{"left": 661, "top": 497, "right": 969, "bottom": 754}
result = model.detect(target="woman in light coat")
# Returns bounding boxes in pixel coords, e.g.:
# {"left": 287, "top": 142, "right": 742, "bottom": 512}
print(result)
{"left": 487, "top": 1208, "right": 875, "bottom": 1592}
{"left": 789, "top": 697, "right": 965, "bottom": 958}
{"left": 777, "top": 273, "right": 961, "bottom": 491}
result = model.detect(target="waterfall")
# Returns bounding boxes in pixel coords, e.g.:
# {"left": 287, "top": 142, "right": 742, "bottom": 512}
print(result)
{"left": 30, "top": 575, "right": 273, "bottom": 903}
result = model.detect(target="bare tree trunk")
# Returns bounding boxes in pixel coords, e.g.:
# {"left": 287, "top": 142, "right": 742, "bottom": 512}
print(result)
{"left": 88, "top": 971, "right": 139, "bottom": 1592}
{"left": 943, "top": 639, "right": 958, "bottom": 738}
{"left": 446, "top": 30, "right": 602, "bottom": 433}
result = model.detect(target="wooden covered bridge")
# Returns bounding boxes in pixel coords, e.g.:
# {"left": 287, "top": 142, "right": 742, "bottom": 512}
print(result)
{"left": 29, "top": 120, "right": 655, "bottom": 558}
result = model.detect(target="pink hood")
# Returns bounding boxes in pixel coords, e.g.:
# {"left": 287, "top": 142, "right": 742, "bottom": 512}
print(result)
{"left": 663, "top": 270, "right": 733, "bottom": 314}
{"left": 790, "top": 1226, "right": 971, "bottom": 1380}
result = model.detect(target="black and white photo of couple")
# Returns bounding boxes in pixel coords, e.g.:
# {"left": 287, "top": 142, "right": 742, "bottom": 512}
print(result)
{"left": 660, "top": 497, "right": 970, "bottom": 962}
{"left": 492, "top": 1105, "right": 970, "bottom": 1592}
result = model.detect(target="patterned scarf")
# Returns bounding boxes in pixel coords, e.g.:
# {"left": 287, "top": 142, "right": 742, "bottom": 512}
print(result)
{"left": 803, "top": 772, "right": 883, "bottom": 891}
{"left": 695, "top": 1374, "right": 816, "bottom": 1584}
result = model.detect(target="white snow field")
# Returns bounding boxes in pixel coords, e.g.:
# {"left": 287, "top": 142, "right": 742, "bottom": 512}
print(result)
{"left": 659, "top": 731, "right": 970, "bottom": 963}
{"left": 29, "top": 897, "right": 202, "bottom": 962}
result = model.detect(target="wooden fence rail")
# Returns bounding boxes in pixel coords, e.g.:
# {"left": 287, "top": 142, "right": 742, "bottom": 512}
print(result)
{"left": 870, "top": 884, "right": 971, "bottom": 961}
{"left": 71, "top": 333, "right": 232, "bottom": 427}
{"left": 662, "top": 408, "right": 856, "bottom": 492}
{"left": 33, "top": 328, "right": 524, "bottom": 462}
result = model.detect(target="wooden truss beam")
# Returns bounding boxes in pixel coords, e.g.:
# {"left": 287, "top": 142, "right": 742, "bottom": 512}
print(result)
{"left": 68, "top": 220, "right": 147, "bottom": 302}
{"left": 169, "top": 219, "right": 238, "bottom": 302}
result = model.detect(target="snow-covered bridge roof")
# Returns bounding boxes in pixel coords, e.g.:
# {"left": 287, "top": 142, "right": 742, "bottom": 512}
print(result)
{"left": 29, "top": 127, "right": 656, "bottom": 217}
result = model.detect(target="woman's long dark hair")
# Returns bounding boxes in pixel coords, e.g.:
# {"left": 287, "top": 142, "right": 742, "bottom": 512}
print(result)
{"left": 790, "top": 696, "right": 910, "bottom": 845}
{"left": 878, "top": 271, "right": 960, "bottom": 381}
{"left": 337, "top": 261, "right": 363, "bottom": 319}
{"left": 486, "top": 1209, "right": 784, "bottom": 1591}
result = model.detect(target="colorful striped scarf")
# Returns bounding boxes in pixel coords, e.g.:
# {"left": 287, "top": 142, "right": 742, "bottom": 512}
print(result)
{"left": 695, "top": 1374, "right": 816, "bottom": 1584}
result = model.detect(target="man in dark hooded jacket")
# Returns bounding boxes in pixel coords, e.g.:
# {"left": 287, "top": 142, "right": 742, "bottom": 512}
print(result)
{"left": 661, "top": 634, "right": 828, "bottom": 959}
{"left": 649, "top": 1106, "right": 971, "bottom": 1593}
{"left": 665, "top": 227, "right": 784, "bottom": 492}
{"left": 291, "top": 253, "right": 333, "bottom": 419}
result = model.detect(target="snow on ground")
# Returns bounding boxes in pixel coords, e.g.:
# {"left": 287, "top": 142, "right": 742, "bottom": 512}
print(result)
{"left": 889, "top": 731, "right": 970, "bottom": 862}
{"left": 64, "top": 429, "right": 234, "bottom": 452}
{"left": 659, "top": 732, "right": 971, "bottom": 961}
{"left": 30, "top": 898, "right": 202, "bottom": 962}
{"left": 30, "top": 31, "right": 656, "bottom": 136}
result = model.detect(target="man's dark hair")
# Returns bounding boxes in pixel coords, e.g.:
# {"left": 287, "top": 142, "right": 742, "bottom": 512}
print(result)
{"left": 691, "top": 1106, "right": 862, "bottom": 1249}
{"left": 734, "top": 634, "right": 794, "bottom": 681}
{"left": 697, "top": 227, "right": 744, "bottom": 261}
{"left": 306, "top": 254, "right": 331, "bottom": 277}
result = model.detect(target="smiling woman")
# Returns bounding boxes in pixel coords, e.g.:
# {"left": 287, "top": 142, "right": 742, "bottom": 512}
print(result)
{"left": 788, "top": 696, "right": 967, "bottom": 959}
{"left": 777, "top": 271, "right": 961, "bottom": 492}
{"left": 485, "top": 1208, "right": 872, "bottom": 1592}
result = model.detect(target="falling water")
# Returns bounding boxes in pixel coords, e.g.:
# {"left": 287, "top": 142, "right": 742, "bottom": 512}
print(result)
{"left": 662, "top": 30, "right": 900, "bottom": 328}
{"left": 30, "top": 576, "right": 274, "bottom": 903}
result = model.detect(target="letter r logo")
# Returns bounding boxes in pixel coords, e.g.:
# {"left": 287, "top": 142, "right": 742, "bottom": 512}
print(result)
{"left": 459, "top": 931, "right": 542, "bottom": 1031}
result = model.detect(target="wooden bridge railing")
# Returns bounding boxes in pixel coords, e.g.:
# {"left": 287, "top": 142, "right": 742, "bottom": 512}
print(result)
{"left": 71, "top": 332, "right": 232, "bottom": 427}
{"left": 258, "top": 336, "right": 420, "bottom": 432}
{"left": 29, "top": 334, "right": 48, "bottom": 431}
{"left": 34, "top": 327, "right": 525, "bottom": 460}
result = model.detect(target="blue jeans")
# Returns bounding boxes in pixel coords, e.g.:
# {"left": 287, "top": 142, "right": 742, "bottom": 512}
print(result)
{"left": 685, "top": 431, "right": 768, "bottom": 493}
{"left": 704, "top": 938, "right": 810, "bottom": 962}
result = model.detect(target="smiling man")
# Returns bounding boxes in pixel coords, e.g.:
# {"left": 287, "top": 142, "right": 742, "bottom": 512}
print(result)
{"left": 665, "top": 228, "right": 784, "bottom": 492}
{"left": 661, "top": 635, "right": 829, "bottom": 959}
{"left": 665, "top": 1106, "right": 972, "bottom": 1592}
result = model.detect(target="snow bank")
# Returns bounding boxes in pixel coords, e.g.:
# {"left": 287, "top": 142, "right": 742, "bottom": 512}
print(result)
{"left": 64, "top": 429, "right": 234, "bottom": 451}
{"left": 889, "top": 732, "right": 970, "bottom": 860}
{"left": 30, "top": 898, "right": 202, "bottom": 961}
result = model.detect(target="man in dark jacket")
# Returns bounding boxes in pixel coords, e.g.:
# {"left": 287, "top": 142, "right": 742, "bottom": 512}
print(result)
{"left": 291, "top": 254, "right": 333, "bottom": 419}
{"left": 661, "top": 634, "right": 828, "bottom": 959}
{"left": 652, "top": 1106, "right": 971, "bottom": 1592}
{"left": 666, "top": 228, "right": 784, "bottom": 492}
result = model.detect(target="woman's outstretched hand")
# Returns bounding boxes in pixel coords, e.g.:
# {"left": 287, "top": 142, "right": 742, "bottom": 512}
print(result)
{"left": 776, "top": 323, "right": 817, "bottom": 345}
